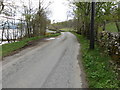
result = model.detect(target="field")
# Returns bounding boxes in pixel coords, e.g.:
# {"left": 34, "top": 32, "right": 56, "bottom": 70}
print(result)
{"left": 99, "top": 22, "right": 119, "bottom": 33}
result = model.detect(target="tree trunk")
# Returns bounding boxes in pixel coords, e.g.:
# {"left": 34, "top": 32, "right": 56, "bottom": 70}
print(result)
{"left": 1, "top": 26, "right": 5, "bottom": 43}
{"left": 95, "top": 24, "right": 99, "bottom": 41}
{"left": 103, "top": 21, "right": 106, "bottom": 31}
{"left": 26, "top": 22, "right": 30, "bottom": 38}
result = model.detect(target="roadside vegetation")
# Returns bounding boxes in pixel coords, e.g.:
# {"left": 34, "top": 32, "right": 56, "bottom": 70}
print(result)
{"left": 2, "top": 33, "right": 61, "bottom": 57}
{"left": 73, "top": 32, "right": 119, "bottom": 88}
{"left": 70, "top": 1, "right": 120, "bottom": 88}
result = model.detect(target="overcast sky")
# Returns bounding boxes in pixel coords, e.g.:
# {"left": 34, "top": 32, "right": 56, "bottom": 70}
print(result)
{"left": 0, "top": 0, "right": 72, "bottom": 23}
{"left": 14, "top": 0, "right": 71, "bottom": 23}
{"left": 48, "top": 0, "right": 70, "bottom": 22}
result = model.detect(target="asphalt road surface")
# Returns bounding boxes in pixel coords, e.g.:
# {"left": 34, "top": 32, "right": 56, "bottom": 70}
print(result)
{"left": 2, "top": 32, "right": 84, "bottom": 88}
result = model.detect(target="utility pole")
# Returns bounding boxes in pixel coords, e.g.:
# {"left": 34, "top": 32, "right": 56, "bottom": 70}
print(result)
{"left": 118, "top": 1, "right": 120, "bottom": 21}
{"left": 90, "top": 1, "right": 95, "bottom": 49}
{"left": 39, "top": 0, "right": 41, "bottom": 10}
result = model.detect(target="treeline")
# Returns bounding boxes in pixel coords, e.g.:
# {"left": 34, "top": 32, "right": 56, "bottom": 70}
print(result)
{"left": 49, "top": 20, "right": 74, "bottom": 30}
{"left": 72, "top": 1, "right": 120, "bottom": 57}
{"left": 0, "top": 0, "right": 50, "bottom": 44}
{"left": 72, "top": 2, "right": 120, "bottom": 37}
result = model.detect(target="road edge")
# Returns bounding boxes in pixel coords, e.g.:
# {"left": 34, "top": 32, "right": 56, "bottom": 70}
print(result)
{"left": 77, "top": 44, "right": 89, "bottom": 88}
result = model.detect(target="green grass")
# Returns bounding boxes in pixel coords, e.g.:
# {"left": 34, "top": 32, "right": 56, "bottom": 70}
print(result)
{"left": 2, "top": 33, "right": 61, "bottom": 57}
{"left": 106, "top": 22, "right": 118, "bottom": 32}
{"left": 73, "top": 32, "right": 119, "bottom": 88}
{"left": 60, "top": 28, "right": 74, "bottom": 32}
{"left": 45, "top": 33, "right": 61, "bottom": 38}
{"left": 99, "top": 22, "right": 119, "bottom": 33}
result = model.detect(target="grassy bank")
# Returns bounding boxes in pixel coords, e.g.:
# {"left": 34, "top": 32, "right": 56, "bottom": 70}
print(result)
{"left": 2, "top": 33, "right": 61, "bottom": 57}
{"left": 99, "top": 22, "right": 119, "bottom": 33}
{"left": 73, "top": 32, "right": 119, "bottom": 88}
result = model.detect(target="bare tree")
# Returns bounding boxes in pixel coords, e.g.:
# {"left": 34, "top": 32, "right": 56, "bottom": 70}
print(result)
{"left": 0, "top": 0, "right": 4, "bottom": 14}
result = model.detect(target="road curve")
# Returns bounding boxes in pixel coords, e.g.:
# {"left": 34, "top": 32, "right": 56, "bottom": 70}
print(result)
{"left": 2, "top": 32, "right": 83, "bottom": 88}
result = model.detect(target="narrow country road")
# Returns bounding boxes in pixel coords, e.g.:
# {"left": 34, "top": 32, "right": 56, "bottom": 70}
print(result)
{"left": 2, "top": 32, "right": 84, "bottom": 88}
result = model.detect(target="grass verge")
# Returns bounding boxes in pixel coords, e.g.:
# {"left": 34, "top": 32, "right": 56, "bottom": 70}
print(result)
{"left": 60, "top": 28, "right": 74, "bottom": 32}
{"left": 73, "top": 32, "right": 119, "bottom": 88}
{"left": 2, "top": 33, "right": 61, "bottom": 57}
